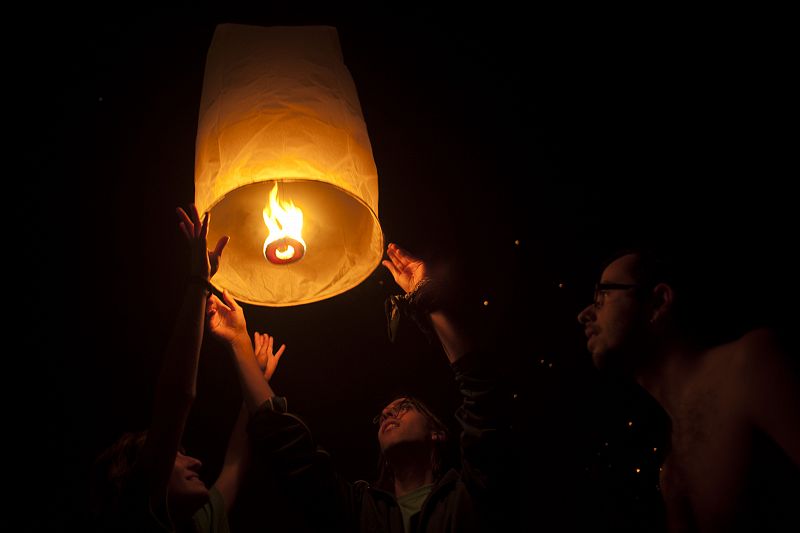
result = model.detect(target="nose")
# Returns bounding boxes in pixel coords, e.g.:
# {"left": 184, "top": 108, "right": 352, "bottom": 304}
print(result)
{"left": 577, "top": 303, "right": 594, "bottom": 325}
{"left": 185, "top": 454, "right": 202, "bottom": 471}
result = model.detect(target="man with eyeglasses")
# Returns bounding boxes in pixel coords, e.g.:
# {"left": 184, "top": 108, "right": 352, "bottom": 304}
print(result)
{"left": 577, "top": 248, "right": 799, "bottom": 532}
{"left": 205, "top": 242, "right": 514, "bottom": 532}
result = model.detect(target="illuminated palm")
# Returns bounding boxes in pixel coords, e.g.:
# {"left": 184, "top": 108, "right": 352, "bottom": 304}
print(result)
{"left": 206, "top": 291, "right": 247, "bottom": 344}
{"left": 382, "top": 242, "right": 427, "bottom": 294}
{"left": 176, "top": 205, "right": 229, "bottom": 279}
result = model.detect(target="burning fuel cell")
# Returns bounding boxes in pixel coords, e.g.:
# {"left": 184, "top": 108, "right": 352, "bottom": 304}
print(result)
{"left": 263, "top": 183, "right": 306, "bottom": 265}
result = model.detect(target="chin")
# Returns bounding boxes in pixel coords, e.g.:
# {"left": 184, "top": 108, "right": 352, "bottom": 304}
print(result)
{"left": 591, "top": 351, "right": 607, "bottom": 369}
{"left": 379, "top": 435, "right": 399, "bottom": 451}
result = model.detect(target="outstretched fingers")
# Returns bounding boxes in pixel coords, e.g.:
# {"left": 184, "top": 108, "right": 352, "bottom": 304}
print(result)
{"left": 212, "top": 235, "right": 230, "bottom": 258}
{"left": 176, "top": 208, "right": 193, "bottom": 240}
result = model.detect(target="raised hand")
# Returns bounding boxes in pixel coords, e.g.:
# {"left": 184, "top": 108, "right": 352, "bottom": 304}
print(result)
{"left": 206, "top": 290, "right": 248, "bottom": 344}
{"left": 253, "top": 332, "right": 286, "bottom": 382}
{"left": 381, "top": 242, "right": 428, "bottom": 294}
{"left": 176, "top": 205, "right": 230, "bottom": 279}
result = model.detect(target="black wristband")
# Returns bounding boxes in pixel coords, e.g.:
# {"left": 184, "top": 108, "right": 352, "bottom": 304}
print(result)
{"left": 384, "top": 278, "right": 438, "bottom": 343}
{"left": 188, "top": 275, "right": 219, "bottom": 297}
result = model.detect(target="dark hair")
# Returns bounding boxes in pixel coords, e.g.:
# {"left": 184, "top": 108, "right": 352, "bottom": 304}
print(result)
{"left": 373, "top": 396, "right": 451, "bottom": 492}
{"left": 89, "top": 430, "right": 148, "bottom": 521}
{"left": 602, "top": 244, "right": 745, "bottom": 344}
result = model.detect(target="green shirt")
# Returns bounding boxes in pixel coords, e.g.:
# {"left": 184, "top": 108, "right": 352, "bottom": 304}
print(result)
{"left": 191, "top": 486, "right": 230, "bottom": 533}
{"left": 396, "top": 483, "right": 434, "bottom": 533}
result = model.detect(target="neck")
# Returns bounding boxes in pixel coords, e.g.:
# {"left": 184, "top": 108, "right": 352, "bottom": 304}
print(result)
{"left": 386, "top": 446, "right": 435, "bottom": 497}
{"left": 634, "top": 333, "right": 705, "bottom": 417}
{"left": 393, "top": 465, "right": 434, "bottom": 498}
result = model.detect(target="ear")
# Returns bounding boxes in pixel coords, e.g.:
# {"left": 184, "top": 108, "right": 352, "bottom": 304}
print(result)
{"left": 649, "top": 282, "right": 674, "bottom": 324}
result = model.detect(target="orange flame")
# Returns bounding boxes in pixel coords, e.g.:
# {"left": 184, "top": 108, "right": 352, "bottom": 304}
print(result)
{"left": 262, "top": 183, "right": 306, "bottom": 264}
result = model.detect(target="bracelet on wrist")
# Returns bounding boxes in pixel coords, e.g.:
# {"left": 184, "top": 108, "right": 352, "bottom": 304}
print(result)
{"left": 188, "top": 275, "right": 218, "bottom": 297}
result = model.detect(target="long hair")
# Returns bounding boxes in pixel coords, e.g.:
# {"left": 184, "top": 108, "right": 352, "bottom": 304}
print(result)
{"left": 89, "top": 430, "right": 148, "bottom": 522}
{"left": 373, "top": 396, "right": 451, "bottom": 492}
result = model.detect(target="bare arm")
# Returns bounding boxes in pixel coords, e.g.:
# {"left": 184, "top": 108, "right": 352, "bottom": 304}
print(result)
{"left": 212, "top": 331, "right": 286, "bottom": 511}
{"left": 212, "top": 404, "right": 249, "bottom": 513}
{"left": 138, "top": 206, "right": 229, "bottom": 501}
{"left": 206, "top": 292, "right": 277, "bottom": 413}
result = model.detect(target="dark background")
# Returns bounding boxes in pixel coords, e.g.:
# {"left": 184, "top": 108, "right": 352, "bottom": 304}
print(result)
{"left": 18, "top": 4, "right": 795, "bottom": 532}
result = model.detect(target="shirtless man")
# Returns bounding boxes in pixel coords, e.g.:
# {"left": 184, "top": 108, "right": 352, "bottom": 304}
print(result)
{"left": 577, "top": 249, "right": 800, "bottom": 532}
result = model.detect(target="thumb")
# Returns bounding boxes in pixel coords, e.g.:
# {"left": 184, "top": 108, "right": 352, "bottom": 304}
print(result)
{"left": 221, "top": 289, "right": 239, "bottom": 311}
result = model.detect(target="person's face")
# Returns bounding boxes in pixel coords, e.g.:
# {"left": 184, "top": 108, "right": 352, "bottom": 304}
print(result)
{"left": 376, "top": 398, "right": 437, "bottom": 452}
{"left": 577, "top": 253, "right": 650, "bottom": 371}
{"left": 167, "top": 451, "right": 209, "bottom": 512}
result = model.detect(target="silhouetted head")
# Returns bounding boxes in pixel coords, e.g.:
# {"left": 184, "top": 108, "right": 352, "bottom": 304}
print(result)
{"left": 577, "top": 244, "right": 744, "bottom": 373}
{"left": 90, "top": 430, "right": 209, "bottom": 524}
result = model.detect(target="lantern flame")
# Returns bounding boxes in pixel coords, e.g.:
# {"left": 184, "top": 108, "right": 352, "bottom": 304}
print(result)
{"left": 263, "top": 183, "right": 306, "bottom": 264}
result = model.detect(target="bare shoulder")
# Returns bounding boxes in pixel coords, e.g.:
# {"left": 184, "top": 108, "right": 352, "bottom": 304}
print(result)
{"left": 737, "top": 327, "right": 785, "bottom": 350}
{"left": 706, "top": 327, "right": 797, "bottom": 407}
{"left": 728, "top": 327, "right": 799, "bottom": 415}
{"left": 718, "top": 327, "right": 793, "bottom": 370}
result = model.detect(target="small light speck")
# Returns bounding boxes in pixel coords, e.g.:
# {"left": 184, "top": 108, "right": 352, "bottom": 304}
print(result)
{"left": 653, "top": 447, "right": 657, "bottom": 452}
{"left": 627, "top": 421, "right": 633, "bottom": 427}
{"left": 604, "top": 442, "right": 608, "bottom": 447}
{"left": 512, "top": 393, "right": 518, "bottom": 399}
{"left": 558, "top": 282, "right": 564, "bottom": 289}
{"left": 98, "top": 97, "right": 103, "bottom": 102}
{"left": 635, "top": 468, "right": 641, "bottom": 474}
{"left": 378, "top": 280, "right": 384, "bottom": 285}
{"left": 514, "top": 239, "right": 520, "bottom": 246}
{"left": 482, "top": 300, "right": 489, "bottom": 306}
{"left": 539, "top": 359, "right": 545, "bottom": 364}
{"left": 547, "top": 363, "right": 553, "bottom": 368}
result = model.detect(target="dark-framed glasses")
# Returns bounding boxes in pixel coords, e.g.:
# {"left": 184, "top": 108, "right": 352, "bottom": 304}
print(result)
{"left": 593, "top": 283, "right": 641, "bottom": 309}
{"left": 373, "top": 399, "right": 415, "bottom": 425}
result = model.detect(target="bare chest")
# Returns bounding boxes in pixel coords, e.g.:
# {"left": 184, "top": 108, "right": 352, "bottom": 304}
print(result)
{"left": 659, "top": 387, "right": 751, "bottom": 531}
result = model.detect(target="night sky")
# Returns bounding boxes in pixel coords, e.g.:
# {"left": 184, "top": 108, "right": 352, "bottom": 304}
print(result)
{"left": 22, "top": 6, "right": 796, "bottom": 532}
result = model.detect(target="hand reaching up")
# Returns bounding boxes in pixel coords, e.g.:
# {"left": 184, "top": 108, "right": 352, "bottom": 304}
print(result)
{"left": 382, "top": 242, "right": 428, "bottom": 294}
{"left": 176, "top": 204, "right": 230, "bottom": 279}
{"left": 254, "top": 332, "right": 286, "bottom": 382}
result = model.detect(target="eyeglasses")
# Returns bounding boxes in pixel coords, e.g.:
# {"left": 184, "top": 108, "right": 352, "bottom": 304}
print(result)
{"left": 373, "top": 399, "right": 415, "bottom": 425}
{"left": 593, "top": 283, "right": 640, "bottom": 309}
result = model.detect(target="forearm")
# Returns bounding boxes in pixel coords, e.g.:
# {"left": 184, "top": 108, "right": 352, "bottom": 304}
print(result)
{"left": 142, "top": 282, "right": 208, "bottom": 492}
{"left": 430, "top": 310, "right": 472, "bottom": 364}
{"left": 229, "top": 334, "right": 275, "bottom": 413}
{"left": 156, "top": 283, "right": 208, "bottom": 397}
{"left": 214, "top": 403, "right": 250, "bottom": 513}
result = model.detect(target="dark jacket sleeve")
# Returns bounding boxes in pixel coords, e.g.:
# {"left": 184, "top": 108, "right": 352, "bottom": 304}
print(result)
{"left": 246, "top": 399, "right": 363, "bottom": 532}
{"left": 453, "top": 350, "right": 511, "bottom": 495}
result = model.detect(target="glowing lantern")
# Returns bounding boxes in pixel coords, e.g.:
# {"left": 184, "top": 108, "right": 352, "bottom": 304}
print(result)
{"left": 194, "top": 24, "right": 383, "bottom": 306}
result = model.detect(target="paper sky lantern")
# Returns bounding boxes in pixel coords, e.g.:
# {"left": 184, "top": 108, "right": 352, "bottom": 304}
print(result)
{"left": 194, "top": 24, "right": 383, "bottom": 306}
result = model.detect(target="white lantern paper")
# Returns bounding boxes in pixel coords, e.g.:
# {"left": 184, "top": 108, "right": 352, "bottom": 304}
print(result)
{"left": 194, "top": 24, "right": 383, "bottom": 306}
